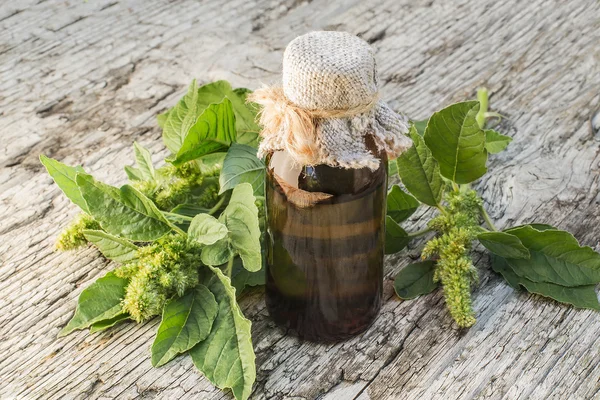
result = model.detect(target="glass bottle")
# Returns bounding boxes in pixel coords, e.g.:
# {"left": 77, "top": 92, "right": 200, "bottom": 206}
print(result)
{"left": 265, "top": 137, "right": 387, "bottom": 342}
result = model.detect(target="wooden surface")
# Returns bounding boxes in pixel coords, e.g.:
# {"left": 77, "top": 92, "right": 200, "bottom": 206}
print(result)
{"left": 1, "top": 0, "right": 600, "bottom": 399}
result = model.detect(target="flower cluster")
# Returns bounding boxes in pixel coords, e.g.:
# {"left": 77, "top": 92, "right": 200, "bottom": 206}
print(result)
{"left": 115, "top": 234, "right": 203, "bottom": 322}
{"left": 423, "top": 189, "right": 483, "bottom": 327}
{"left": 134, "top": 162, "right": 220, "bottom": 211}
{"left": 55, "top": 213, "right": 100, "bottom": 251}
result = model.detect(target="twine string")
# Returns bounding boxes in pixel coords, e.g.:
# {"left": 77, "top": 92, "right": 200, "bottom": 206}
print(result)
{"left": 248, "top": 86, "right": 379, "bottom": 166}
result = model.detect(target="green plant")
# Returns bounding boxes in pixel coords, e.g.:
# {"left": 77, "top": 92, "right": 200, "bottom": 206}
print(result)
{"left": 42, "top": 80, "right": 264, "bottom": 400}
{"left": 42, "top": 80, "right": 600, "bottom": 400}
{"left": 387, "top": 88, "right": 600, "bottom": 327}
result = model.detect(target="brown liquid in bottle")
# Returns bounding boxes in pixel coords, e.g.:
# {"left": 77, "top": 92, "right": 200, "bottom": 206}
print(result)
{"left": 265, "top": 139, "right": 387, "bottom": 342}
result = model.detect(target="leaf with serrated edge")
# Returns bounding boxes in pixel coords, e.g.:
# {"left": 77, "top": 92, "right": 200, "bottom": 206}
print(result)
{"left": 385, "top": 216, "right": 410, "bottom": 254}
{"left": 424, "top": 101, "right": 487, "bottom": 184}
{"left": 478, "top": 231, "right": 530, "bottom": 260}
{"left": 89, "top": 313, "right": 130, "bottom": 334}
{"left": 83, "top": 230, "right": 139, "bottom": 263}
{"left": 220, "top": 183, "right": 261, "bottom": 272}
{"left": 387, "top": 185, "right": 419, "bottom": 223}
{"left": 394, "top": 261, "right": 439, "bottom": 300}
{"left": 504, "top": 225, "right": 600, "bottom": 286}
{"left": 40, "top": 155, "right": 90, "bottom": 213}
{"left": 189, "top": 214, "right": 229, "bottom": 246}
{"left": 59, "top": 272, "right": 128, "bottom": 337}
{"left": 133, "top": 142, "right": 155, "bottom": 180}
{"left": 76, "top": 174, "right": 173, "bottom": 241}
{"left": 190, "top": 266, "right": 255, "bottom": 400}
{"left": 173, "top": 99, "right": 236, "bottom": 165}
{"left": 151, "top": 285, "right": 218, "bottom": 367}
{"left": 219, "top": 144, "right": 265, "bottom": 195}
{"left": 396, "top": 126, "right": 444, "bottom": 206}
{"left": 484, "top": 129, "right": 512, "bottom": 154}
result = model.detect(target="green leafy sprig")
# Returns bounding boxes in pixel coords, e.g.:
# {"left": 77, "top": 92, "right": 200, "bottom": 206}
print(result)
{"left": 42, "top": 80, "right": 265, "bottom": 400}
{"left": 388, "top": 88, "right": 600, "bottom": 327}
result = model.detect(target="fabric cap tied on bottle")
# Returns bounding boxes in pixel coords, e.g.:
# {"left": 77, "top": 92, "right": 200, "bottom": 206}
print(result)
{"left": 249, "top": 31, "right": 412, "bottom": 170}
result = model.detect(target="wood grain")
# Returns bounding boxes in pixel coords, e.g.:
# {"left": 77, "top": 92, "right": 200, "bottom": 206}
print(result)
{"left": 1, "top": 0, "right": 599, "bottom": 399}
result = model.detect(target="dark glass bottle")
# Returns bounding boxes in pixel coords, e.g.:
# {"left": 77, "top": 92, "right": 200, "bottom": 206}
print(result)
{"left": 265, "top": 139, "right": 387, "bottom": 342}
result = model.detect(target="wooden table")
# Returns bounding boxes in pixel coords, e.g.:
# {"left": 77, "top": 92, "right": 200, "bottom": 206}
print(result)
{"left": 1, "top": 0, "right": 600, "bottom": 398}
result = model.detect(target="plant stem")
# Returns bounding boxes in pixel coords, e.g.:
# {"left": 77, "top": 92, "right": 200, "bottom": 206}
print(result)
{"left": 163, "top": 212, "right": 194, "bottom": 221}
{"left": 452, "top": 182, "right": 460, "bottom": 192}
{"left": 484, "top": 111, "right": 506, "bottom": 120}
{"left": 171, "top": 225, "right": 186, "bottom": 235}
{"left": 436, "top": 205, "right": 449, "bottom": 216}
{"left": 224, "top": 256, "right": 234, "bottom": 279}
{"left": 208, "top": 196, "right": 226, "bottom": 216}
{"left": 407, "top": 227, "right": 432, "bottom": 238}
{"left": 476, "top": 87, "right": 489, "bottom": 129}
{"left": 480, "top": 205, "right": 498, "bottom": 232}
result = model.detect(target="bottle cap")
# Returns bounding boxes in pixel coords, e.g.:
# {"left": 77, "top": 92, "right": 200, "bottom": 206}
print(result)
{"left": 250, "top": 31, "right": 411, "bottom": 170}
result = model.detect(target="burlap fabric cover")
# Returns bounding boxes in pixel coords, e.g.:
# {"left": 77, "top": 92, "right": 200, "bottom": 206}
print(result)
{"left": 256, "top": 31, "right": 411, "bottom": 170}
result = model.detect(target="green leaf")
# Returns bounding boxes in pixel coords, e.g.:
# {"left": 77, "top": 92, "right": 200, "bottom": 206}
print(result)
{"left": 396, "top": 127, "right": 444, "bottom": 206}
{"left": 170, "top": 203, "right": 211, "bottom": 218}
{"left": 202, "top": 238, "right": 235, "bottom": 266}
{"left": 219, "top": 144, "right": 265, "bottom": 196}
{"left": 173, "top": 99, "right": 236, "bottom": 165}
{"left": 189, "top": 214, "right": 229, "bottom": 246}
{"left": 161, "top": 80, "right": 201, "bottom": 154}
{"left": 59, "top": 272, "right": 128, "bottom": 336}
{"left": 490, "top": 254, "right": 520, "bottom": 289}
{"left": 394, "top": 261, "right": 439, "bottom": 300}
{"left": 151, "top": 285, "right": 219, "bottom": 367}
{"left": 491, "top": 255, "right": 600, "bottom": 310}
{"left": 157, "top": 111, "right": 169, "bottom": 129}
{"left": 477, "top": 231, "right": 530, "bottom": 260}
{"left": 503, "top": 225, "right": 600, "bottom": 286}
{"left": 83, "top": 229, "right": 139, "bottom": 263}
{"left": 76, "top": 174, "right": 173, "bottom": 241}
{"left": 387, "top": 185, "right": 419, "bottom": 223}
{"left": 194, "top": 81, "right": 259, "bottom": 136}
{"left": 519, "top": 280, "right": 600, "bottom": 310}
{"left": 505, "top": 223, "right": 556, "bottom": 232}
{"left": 387, "top": 160, "right": 398, "bottom": 177}
{"left": 385, "top": 216, "right": 410, "bottom": 254}
{"left": 220, "top": 183, "right": 261, "bottom": 272}
{"left": 190, "top": 266, "right": 255, "bottom": 400}
{"left": 196, "top": 152, "right": 227, "bottom": 176}
{"left": 124, "top": 165, "right": 144, "bottom": 181}
{"left": 161, "top": 80, "right": 259, "bottom": 155}
{"left": 133, "top": 142, "right": 155, "bottom": 180}
{"left": 232, "top": 87, "right": 260, "bottom": 146}
{"left": 484, "top": 129, "right": 512, "bottom": 154}
{"left": 412, "top": 119, "right": 428, "bottom": 136}
{"left": 40, "top": 155, "right": 90, "bottom": 213}
{"left": 89, "top": 313, "right": 130, "bottom": 334}
{"left": 200, "top": 184, "right": 261, "bottom": 269}
{"left": 230, "top": 257, "right": 265, "bottom": 295}
{"left": 424, "top": 101, "right": 488, "bottom": 184}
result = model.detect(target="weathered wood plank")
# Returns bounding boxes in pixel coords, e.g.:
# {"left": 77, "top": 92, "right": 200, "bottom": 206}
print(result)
{"left": 1, "top": 0, "right": 599, "bottom": 399}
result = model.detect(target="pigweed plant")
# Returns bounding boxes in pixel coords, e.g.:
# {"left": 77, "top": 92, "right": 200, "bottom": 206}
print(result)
{"left": 387, "top": 88, "right": 600, "bottom": 327}
{"left": 43, "top": 82, "right": 600, "bottom": 400}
